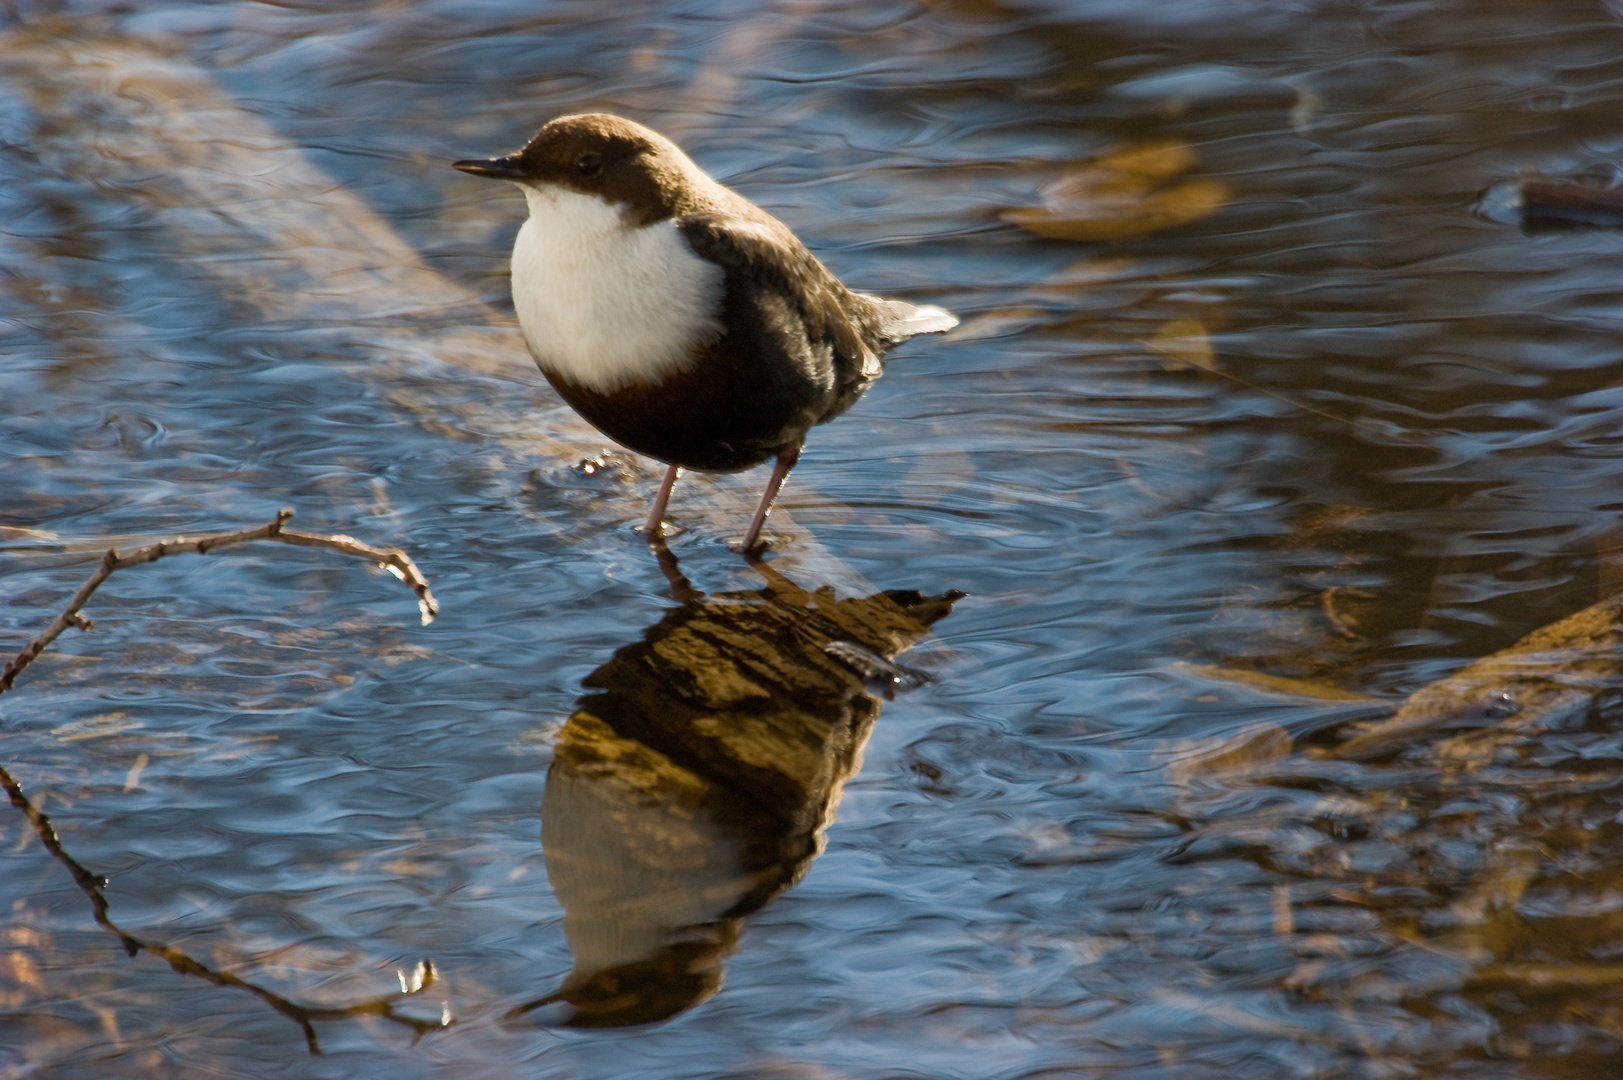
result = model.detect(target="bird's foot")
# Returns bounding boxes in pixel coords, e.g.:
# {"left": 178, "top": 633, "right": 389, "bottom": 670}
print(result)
{"left": 640, "top": 519, "right": 688, "bottom": 540}
{"left": 730, "top": 533, "right": 778, "bottom": 559}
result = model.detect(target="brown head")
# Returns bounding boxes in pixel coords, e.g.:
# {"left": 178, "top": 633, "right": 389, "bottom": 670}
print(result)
{"left": 453, "top": 113, "right": 726, "bottom": 225}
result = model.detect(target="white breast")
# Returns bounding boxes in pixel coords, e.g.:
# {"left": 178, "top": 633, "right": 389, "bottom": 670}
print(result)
{"left": 510, "top": 185, "right": 724, "bottom": 394}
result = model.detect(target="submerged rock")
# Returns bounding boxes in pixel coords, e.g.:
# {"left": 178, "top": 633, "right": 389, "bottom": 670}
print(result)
{"left": 1337, "top": 595, "right": 1623, "bottom": 761}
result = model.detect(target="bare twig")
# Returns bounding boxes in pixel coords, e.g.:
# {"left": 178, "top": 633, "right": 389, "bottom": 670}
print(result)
{"left": 0, "top": 510, "right": 447, "bottom": 1045}
{"left": 0, "top": 509, "right": 438, "bottom": 695}
{"left": 1321, "top": 585, "right": 1360, "bottom": 640}
{"left": 0, "top": 762, "right": 448, "bottom": 1052}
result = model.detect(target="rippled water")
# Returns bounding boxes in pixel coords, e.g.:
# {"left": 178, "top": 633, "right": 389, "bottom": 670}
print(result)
{"left": 7, "top": 1, "right": 1623, "bottom": 1076}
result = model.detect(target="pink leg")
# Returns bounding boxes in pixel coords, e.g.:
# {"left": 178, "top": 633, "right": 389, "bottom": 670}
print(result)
{"left": 644, "top": 463, "right": 680, "bottom": 536}
{"left": 740, "top": 442, "right": 802, "bottom": 553}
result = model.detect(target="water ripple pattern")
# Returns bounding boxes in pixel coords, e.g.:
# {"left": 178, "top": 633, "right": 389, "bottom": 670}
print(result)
{"left": 5, "top": 1, "right": 1623, "bottom": 1077}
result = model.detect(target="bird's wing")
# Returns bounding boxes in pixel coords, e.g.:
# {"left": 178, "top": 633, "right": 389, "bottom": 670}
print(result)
{"left": 676, "top": 212, "right": 881, "bottom": 380}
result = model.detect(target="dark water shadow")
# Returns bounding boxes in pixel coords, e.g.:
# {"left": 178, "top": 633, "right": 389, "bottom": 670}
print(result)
{"left": 514, "top": 542, "right": 963, "bottom": 1028}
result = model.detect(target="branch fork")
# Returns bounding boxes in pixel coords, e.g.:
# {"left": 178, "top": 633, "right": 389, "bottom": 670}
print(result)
{"left": 1, "top": 509, "right": 438, "bottom": 695}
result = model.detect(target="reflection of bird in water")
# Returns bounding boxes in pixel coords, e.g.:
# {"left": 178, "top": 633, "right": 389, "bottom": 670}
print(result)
{"left": 454, "top": 113, "right": 957, "bottom": 550}
{"left": 513, "top": 543, "right": 961, "bottom": 1027}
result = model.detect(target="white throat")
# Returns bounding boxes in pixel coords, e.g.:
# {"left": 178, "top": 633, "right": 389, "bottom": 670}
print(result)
{"left": 509, "top": 185, "right": 724, "bottom": 394}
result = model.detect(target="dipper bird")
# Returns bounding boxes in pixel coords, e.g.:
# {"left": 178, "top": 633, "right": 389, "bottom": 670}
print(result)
{"left": 453, "top": 113, "right": 956, "bottom": 551}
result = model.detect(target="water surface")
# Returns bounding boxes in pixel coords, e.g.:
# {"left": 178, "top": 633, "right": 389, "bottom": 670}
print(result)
{"left": 6, "top": 1, "right": 1623, "bottom": 1076}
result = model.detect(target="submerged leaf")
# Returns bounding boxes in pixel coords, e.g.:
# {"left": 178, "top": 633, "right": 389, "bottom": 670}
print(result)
{"left": 1168, "top": 722, "right": 1293, "bottom": 784}
{"left": 1003, "top": 139, "right": 1230, "bottom": 241}
{"left": 1148, "top": 318, "right": 1216, "bottom": 371}
{"left": 1175, "top": 661, "right": 1381, "bottom": 703}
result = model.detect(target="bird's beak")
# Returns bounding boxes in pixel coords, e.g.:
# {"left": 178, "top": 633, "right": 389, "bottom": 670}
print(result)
{"left": 453, "top": 154, "right": 527, "bottom": 181}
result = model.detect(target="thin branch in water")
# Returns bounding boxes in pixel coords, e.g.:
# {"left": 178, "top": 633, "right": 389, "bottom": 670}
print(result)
{"left": 0, "top": 761, "right": 450, "bottom": 1052}
{"left": 0, "top": 509, "right": 438, "bottom": 695}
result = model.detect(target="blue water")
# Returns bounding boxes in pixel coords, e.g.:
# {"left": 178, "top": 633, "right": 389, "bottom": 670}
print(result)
{"left": 6, "top": 1, "right": 1623, "bottom": 1076}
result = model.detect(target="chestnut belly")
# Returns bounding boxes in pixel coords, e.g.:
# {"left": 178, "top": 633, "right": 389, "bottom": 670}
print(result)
{"left": 542, "top": 350, "right": 834, "bottom": 474}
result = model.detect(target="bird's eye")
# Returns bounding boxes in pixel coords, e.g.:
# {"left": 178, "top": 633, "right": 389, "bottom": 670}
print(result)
{"left": 576, "top": 153, "right": 604, "bottom": 177}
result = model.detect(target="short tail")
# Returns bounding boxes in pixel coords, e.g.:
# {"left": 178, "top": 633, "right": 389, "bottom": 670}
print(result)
{"left": 859, "top": 294, "right": 959, "bottom": 345}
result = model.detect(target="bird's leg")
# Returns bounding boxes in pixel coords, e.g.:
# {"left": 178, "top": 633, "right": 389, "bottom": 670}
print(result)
{"left": 644, "top": 463, "right": 681, "bottom": 536}
{"left": 740, "top": 441, "right": 802, "bottom": 553}
{"left": 744, "top": 547, "right": 811, "bottom": 606}
{"left": 645, "top": 531, "right": 702, "bottom": 603}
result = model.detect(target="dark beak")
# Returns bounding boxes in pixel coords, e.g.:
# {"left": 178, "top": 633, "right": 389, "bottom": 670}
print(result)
{"left": 453, "top": 154, "right": 527, "bottom": 180}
